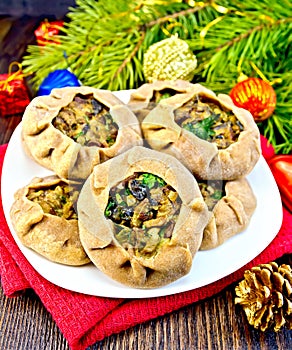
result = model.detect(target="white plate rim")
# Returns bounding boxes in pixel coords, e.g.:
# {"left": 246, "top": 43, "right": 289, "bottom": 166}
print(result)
{"left": 1, "top": 90, "right": 283, "bottom": 298}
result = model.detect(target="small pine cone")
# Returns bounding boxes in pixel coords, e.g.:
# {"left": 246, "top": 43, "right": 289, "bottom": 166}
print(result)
{"left": 235, "top": 262, "right": 292, "bottom": 332}
{"left": 143, "top": 35, "right": 197, "bottom": 83}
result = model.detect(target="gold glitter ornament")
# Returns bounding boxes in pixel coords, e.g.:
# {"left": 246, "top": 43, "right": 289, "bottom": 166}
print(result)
{"left": 235, "top": 262, "right": 292, "bottom": 332}
{"left": 143, "top": 36, "right": 197, "bottom": 83}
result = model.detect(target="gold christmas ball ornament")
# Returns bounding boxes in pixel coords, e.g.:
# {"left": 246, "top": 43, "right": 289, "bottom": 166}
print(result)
{"left": 143, "top": 36, "right": 197, "bottom": 83}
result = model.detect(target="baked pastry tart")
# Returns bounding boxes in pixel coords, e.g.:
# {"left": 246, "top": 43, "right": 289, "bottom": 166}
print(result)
{"left": 77, "top": 146, "right": 209, "bottom": 288}
{"left": 141, "top": 84, "right": 261, "bottom": 180}
{"left": 199, "top": 177, "right": 257, "bottom": 250}
{"left": 128, "top": 79, "right": 194, "bottom": 123}
{"left": 22, "top": 86, "right": 142, "bottom": 179}
{"left": 10, "top": 175, "right": 90, "bottom": 266}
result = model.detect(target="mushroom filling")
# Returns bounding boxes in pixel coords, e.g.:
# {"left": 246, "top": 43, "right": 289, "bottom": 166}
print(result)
{"left": 27, "top": 183, "right": 79, "bottom": 219}
{"left": 198, "top": 180, "right": 225, "bottom": 211}
{"left": 148, "top": 88, "right": 182, "bottom": 110}
{"left": 174, "top": 95, "right": 244, "bottom": 149}
{"left": 104, "top": 173, "right": 182, "bottom": 255}
{"left": 52, "top": 94, "right": 118, "bottom": 147}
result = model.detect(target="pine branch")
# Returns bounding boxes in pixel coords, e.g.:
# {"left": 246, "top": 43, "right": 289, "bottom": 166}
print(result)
{"left": 145, "top": 2, "right": 210, "bottom": 28}
{"left": 22, "top": 0, "right": 215, "bottom": 91}
{"left": 111, "top": 2, "right": 211, "bottom": 85}
{"left": 112, "top": 31, "right": 145, "bottom": 82}
{"left": 21, "top": 0, "right": 292, "bottom": 153}
{"left": 215, "top": 18, "right": 292, "bottom": 52}
{"left": 190, "top": 7, "right": 292, "bottom": 153}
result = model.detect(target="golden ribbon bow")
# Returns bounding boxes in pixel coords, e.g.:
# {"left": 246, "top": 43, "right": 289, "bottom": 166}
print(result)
{"left": 0, "top": 62, "right": 25, "bottom": 93}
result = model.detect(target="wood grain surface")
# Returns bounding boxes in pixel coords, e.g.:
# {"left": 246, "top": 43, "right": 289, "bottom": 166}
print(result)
{"left": 1, "top": 274, "right": 292, "bottom": 350}
{"left": 0, "top": 15, "right": 291, "bottom": 350}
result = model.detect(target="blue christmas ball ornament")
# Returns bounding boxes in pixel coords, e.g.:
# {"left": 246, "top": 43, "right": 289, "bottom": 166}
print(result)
{"left": 38, "top": 69, "right": 81, "bottom": 96}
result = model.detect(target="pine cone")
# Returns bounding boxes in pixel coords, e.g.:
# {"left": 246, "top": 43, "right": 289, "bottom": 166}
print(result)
{"left": 235, "top": 262, "right": 292, "bottom": 332}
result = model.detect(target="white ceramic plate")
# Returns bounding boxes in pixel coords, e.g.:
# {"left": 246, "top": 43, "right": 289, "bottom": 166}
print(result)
{"left": 1, "top": 90, "right": 283, "bottom": 298}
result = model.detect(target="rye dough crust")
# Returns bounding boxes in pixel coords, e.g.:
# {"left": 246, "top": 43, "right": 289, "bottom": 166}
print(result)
{"left": 200, "top": 177, "right": 257, "bottom": 250}
{"left": 22, "top": 86, "right": 142, "bottom": 179}
{"left": 142, "top": 84, "right": 261, "bottom": 180}
{"left": 77, "top": 146, "right": 210, "bottom": 288}
{"left": 10, "top": 175, "right": 90, "bottom": 266}
{"left": 128, "top": 79, "right": 195, "bottom": 123}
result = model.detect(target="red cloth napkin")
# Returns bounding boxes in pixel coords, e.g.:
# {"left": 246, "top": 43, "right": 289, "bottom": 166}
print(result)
{"left": 0, "top": 136, "right": 291, "bottom": 350}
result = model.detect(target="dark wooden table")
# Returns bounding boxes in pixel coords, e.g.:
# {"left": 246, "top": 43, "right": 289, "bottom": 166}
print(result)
{"left": 0, "top": 112, "right": 291, "bottom": 350}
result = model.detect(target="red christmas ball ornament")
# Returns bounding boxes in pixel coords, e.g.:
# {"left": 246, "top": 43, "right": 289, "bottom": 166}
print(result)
{"left": 230, "top": 77, "right": 276, "bottom": 122}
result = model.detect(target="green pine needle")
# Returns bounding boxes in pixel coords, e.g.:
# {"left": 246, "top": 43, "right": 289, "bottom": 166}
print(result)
{"left": 22, "top": 0, "right": 292, "bottom": 153}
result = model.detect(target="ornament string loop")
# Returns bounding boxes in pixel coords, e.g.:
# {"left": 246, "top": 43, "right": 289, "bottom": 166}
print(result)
{"left": 210, "top": 1, "right": 229, "bottom": 14}
{"left": 199, "top": 2, "right": 247, "bottom": 46}
{"left": 248, "top": 61, "right": 282, "bottom": 86}
{"left": 200, "top": 16, "right": 224, "bottom": 45}
{"left": 161, "top": 19, "right": 187, "bottom": 37}
{"left": 237, "top": 60, "right": 282, "bottom": 86}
